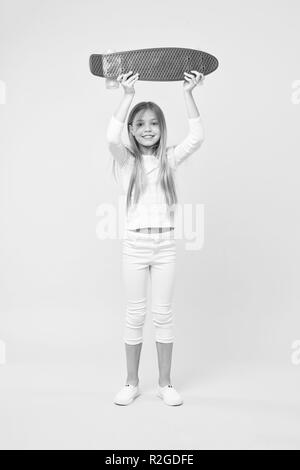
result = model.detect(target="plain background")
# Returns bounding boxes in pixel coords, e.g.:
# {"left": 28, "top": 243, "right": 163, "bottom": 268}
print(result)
{"left": 1, "top": 0, "right": 300, "bottom": 450}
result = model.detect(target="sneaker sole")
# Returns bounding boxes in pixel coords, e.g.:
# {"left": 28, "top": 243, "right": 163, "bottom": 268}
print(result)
{"left": 157, "top": 391, "right": 183, "bottom": 406}
{"left": 114, "top": 391, "right": 141, "bottom": 406}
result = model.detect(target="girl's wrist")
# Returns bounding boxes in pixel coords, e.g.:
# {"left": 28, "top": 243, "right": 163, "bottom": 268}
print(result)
{"left": 124, "top": 90, "right": 135, "bottom": 97}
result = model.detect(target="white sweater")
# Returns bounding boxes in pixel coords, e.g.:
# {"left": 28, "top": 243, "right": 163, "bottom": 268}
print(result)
{"left": 106, "top": 114, "right": 205, "bottom": 230}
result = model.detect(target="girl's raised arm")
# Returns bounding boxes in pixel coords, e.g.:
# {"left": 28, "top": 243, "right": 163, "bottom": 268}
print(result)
{"left": 172, "top": 114, "right": 205, "bottom": 168}
{"left": 106, "top": 72, "right": 139, "bottom": 167}
{"left": 171, "top": 74, "right": 205, "bottom": 168}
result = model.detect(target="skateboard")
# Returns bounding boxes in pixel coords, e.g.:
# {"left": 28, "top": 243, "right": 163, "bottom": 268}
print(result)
{"left": 89, "top": 47, "right": 219, "bottom": 82}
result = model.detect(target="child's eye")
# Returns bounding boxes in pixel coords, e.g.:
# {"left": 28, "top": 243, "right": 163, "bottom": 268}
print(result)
{"left": 137, "top": 122, "right": 158, "bottom": 126}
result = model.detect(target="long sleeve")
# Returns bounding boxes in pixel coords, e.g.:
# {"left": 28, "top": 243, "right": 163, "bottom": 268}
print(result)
{"left": 106, "top": 115, "right": 130, "bottom": 167}
{"left": 172, "top": 116, "right": 205, "bottom": 168}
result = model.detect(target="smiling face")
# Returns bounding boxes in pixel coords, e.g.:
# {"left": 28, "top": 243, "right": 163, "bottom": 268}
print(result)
{"left": 129, "top": 109, "right": 161, "bottom": 154}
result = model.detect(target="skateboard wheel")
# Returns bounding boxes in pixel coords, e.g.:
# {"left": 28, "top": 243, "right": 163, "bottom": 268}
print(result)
{"left": 105, "top": 49, "right": 120, "bottom": 89}
{"left": 105, "top": 78, "right": 120, "bottom": 89}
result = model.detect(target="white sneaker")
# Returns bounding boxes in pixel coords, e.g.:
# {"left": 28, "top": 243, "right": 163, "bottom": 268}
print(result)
{"left": 157, "top": 384, "right": 183, "bottom": 406}
{"left": 113, "top": 383, "right": 140, "bottom": 406}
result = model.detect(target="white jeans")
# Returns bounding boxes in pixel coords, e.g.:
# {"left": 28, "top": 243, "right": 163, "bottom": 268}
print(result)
{"left": 122, "top": 228, "right": 177, "bottom": 345}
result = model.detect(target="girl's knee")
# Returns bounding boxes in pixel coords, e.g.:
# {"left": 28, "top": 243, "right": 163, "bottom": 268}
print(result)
{"left": 125, "top": 298, "right": 147, "bottom": 327}
{"left": 151, "top": 304, "right": 173, "bottom": 327}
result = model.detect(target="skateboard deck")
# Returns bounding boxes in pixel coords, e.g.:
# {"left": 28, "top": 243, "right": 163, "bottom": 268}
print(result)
{"left": 89, "top": 47, "right": 218, "bottom": 81}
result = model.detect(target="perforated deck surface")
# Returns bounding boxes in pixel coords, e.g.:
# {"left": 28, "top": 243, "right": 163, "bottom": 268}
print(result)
{"left": 89, "top": 47, "right": 218, "bottom": 81}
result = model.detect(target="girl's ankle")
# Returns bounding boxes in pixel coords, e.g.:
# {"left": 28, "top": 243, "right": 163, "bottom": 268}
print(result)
{"left": 126, "top": 378, "right": 139, "bottom": 387}
{"left": 159, "top": 380, "right": 171, "bottom": 388}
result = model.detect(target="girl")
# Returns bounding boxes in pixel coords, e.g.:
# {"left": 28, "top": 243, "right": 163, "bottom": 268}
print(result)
{"left": 106, "top": 69, "right": 205, "bottom": 406}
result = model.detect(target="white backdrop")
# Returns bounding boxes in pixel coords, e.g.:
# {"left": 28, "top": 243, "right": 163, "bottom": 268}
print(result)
{"left": 1, "top": 0, "right": 300, "bottom": 450}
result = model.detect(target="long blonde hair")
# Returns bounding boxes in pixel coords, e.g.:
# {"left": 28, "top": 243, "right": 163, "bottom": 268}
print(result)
{"left": 112, "top": 101, "right": 178, "bottom": 215}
